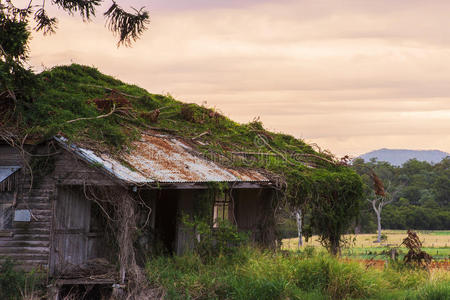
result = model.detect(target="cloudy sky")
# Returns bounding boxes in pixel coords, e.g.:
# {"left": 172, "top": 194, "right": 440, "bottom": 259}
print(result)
{"left": 26, "top": 0, "right": 450, "bottom": 157}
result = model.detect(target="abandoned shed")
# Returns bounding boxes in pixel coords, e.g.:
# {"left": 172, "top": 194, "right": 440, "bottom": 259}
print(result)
{"left": 0, "top": 131, "right": 275, "bottom": 279}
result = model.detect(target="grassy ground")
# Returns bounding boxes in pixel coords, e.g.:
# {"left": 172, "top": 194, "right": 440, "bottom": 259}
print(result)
{"left": 146, "top": 247, "right": 450, "bottom": 300}
{"left": 283, "top": 230, "right": 450, "bottom": 260}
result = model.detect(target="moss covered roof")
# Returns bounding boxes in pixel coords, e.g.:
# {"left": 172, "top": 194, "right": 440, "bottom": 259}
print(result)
{"left": 2, "top": 64, "right": 362, "bottom": 205}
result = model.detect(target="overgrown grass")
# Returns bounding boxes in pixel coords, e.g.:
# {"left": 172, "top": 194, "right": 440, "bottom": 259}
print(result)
{"left": 145, "top": 247, "right": 449, "bottom": 300}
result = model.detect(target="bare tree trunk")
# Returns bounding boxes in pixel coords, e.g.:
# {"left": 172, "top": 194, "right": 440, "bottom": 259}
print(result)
{"left": 370, "top": 198, "right": 383, "bottom": 243}
{"left": 295, "top": 208, "right": 303, "bottom": 248}
{"left": 376, "top": 210, "right": 382, "bottom": 243}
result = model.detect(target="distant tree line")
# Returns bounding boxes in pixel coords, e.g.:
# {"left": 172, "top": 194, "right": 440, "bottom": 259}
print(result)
{"left": 277, "top": 156, "right": 449, "bottom": 238}
{"left": 352, "top": 157, "right": 450, "bottom": 232}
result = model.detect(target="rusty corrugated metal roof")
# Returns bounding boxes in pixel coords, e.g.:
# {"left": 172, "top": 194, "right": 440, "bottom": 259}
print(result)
{"left": 54, "top": 134, "right": 269, "bottom": 184}
{"left": 0, "top": 166, "right": 21, "bottom": 183}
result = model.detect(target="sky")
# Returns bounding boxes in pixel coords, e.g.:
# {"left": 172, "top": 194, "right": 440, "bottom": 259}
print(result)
{"left": 24, "top": 0, "right": 450, "bottom": 157}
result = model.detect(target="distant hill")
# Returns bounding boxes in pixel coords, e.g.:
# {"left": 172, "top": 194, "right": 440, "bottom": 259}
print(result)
{"left": 358, "top": 148, "right": 449, "bottom": 166}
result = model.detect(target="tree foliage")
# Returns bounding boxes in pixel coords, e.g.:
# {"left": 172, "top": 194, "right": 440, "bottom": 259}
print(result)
{"left": 1, "top": 0, "right": 149, "bottom": 48}
{"left": 304, "top": 168, "right": 363, "bottom": 255}
{"left": 352, "top": 157, "right": 450, "bottom": 232}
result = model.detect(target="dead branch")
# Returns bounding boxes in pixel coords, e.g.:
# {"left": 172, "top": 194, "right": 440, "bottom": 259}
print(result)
{"left": 83, "top": 183, "right": 115, "bottom": 223}
{"left": 80, "top": 84, "right": 140, "bottom": 99}
{"left": 192, "top": 131, "right": 210, "bottom": 140}
{"left": 292, "top": 153, "right": 337, "bottom": 165}
{"left": 67, "top": 104, "right": 116, "bottom": 123}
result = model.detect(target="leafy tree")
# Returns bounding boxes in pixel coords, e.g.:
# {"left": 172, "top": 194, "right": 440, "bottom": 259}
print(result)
{"left": 303, "top": 168, "right": 363, "bottom": 255}
{"left": 352, "top": 157, "right": 450, "bottom": 232}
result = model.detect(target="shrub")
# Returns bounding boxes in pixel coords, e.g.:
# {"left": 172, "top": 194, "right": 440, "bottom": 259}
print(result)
{"left": 182, "top": 217, "right": 248, "bottom": 261}
{"left": 0, "top": 258, "right": 44, "bottom": 300}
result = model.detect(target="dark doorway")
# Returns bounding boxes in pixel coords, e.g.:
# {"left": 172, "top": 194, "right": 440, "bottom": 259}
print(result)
{"left": 154, "top": 190, "right": 178, "bottom": 254}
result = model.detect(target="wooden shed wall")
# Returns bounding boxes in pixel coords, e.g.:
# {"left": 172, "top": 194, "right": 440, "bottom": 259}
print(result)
{"left": 0, "top": 145, "right": 53, "bottom": 271}
{"left": 234, "top": 188, "right": 275, "bottom": 243}
{"left": 0, "top": 143, "right": 114, "bottom": 273}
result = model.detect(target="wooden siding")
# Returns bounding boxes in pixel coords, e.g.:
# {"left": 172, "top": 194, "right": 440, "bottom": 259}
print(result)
{"left": 0, "top": 144, "right": 114, "bottom": 274}
{"left": 0, "top": 150, "right": 54, "bottom": 271}
{"left": 50, "top": 186, "right": 102, "bottom": 275}
{"left": 0, "top": 145, "right": 21, "bottom": 165}
{"left": 53, "top": 151, "right": 117, "bottom": 186}
{"left": 234, "top": 188, "right": 274, "bottom": 243}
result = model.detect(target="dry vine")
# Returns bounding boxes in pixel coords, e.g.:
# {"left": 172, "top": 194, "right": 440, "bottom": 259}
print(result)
{"left": 84, "top": 185, "right": 154, "bottom": 299}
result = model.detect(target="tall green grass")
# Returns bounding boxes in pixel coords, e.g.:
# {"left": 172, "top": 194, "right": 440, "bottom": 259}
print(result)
{"left": 146, "top": 247, "right": 449, "bottom": 300}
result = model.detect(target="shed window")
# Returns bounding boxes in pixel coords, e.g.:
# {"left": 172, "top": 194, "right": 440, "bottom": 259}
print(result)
{"left": 213, "top": 194, "right": 231, "bottom": 227}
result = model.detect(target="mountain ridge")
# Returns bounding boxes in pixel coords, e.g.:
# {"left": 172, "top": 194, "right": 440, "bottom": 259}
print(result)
{"left": 358, "top": 148, "right": 449, "bottom": 166}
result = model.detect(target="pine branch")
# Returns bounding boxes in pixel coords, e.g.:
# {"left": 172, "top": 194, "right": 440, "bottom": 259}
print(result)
{"left": 104, "top": 1, "right": 149, "bottom": 46}
{"left": 52, "top": 0, "right": 101, "bottom": 20}
{"left": 34, "top": 8, "right": 57, "bottom": 34}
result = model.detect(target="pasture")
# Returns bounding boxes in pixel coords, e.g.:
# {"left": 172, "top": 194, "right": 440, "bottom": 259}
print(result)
{"left": 283, "top": 230, "right": 450, "bottom": 261}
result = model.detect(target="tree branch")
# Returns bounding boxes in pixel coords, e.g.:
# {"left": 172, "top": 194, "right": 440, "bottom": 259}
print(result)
{"left": 67, "top": 103, "right": 116, "bottom": 123}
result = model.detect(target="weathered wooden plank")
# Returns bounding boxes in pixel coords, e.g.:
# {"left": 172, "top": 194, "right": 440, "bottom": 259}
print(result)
{"left": 0, "top": 247, "right": 49, "bottom": 254}
{"left": 13, "top": 223, "right": 52, "bottom": 231}
{"left": 0, "top": 258, "right": 48, "bottom": 265}
{"left": 27, "top": 215, "right": 52, "bottom": 223}
{"left": 12, "top": 234, "right": 50, "bottom": 241}
{"left": 26, "top": 212, "right": 52, "bottom": 219}
{"left": 0, "top": 240, "right": 49, "bottom": 247}
{"left": 20, "top": 196, "right": 51, "bottom": 201}
{"left": 0, "top": 253, "right": 49, "bottom": 261}
{"left": 0, "top": 146, "right": 21, "bottom": 165}
{"left": 15, "top": 203, "right": 51, "bottom": 210}
{"left": 12, "top": 228, "right": 50, "bottom": 234}
{"left": 56, "top": 179, "right": 116, "bottom": 186}
{"left": 0, "top": 231, "right": 13, "bottom": 237}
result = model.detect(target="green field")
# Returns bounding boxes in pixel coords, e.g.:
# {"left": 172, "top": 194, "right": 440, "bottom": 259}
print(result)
{"left": 283, "top": 230, "right": 450, "bottom": 261}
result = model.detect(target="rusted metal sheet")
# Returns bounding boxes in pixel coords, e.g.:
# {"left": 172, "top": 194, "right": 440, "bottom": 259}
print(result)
{"left": 54, "top": 135, "right": 269, "bottom": 184}
{"left": 0, "top": 166, "right": 20, "bottom": 183}
{"left": 54, "top": 137, "right": 150, "bottom": 184}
